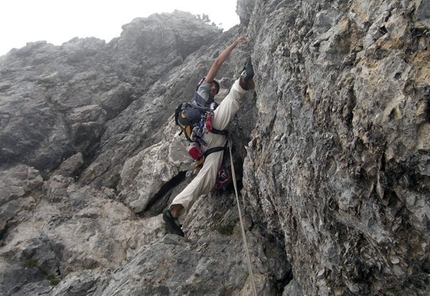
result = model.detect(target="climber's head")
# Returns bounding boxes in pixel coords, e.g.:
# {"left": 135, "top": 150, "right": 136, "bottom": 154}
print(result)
{"left": 197, "top": 77, "right": 220, "bottom": 98}
{"left": 209, "top": 80, "right": 220, "bottom": 97}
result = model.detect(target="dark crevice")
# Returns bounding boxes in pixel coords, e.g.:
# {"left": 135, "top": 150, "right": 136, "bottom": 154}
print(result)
{"left": 0, "top": 218, "right": 18, "bottom": 242}
{"left": 252, "top": 222, "right": 293, "bottom": 294}
{"left": 343, "top": 87, "right": 356, "bottom": 129}
{"left": 379, "top": 26, "right": 388, "bottom": 35}
{"left": 425, "top": 86, "right": 430, "bottom": 123}
{"left": 0, "top": 220, "right": 11, "bottom": 241}
{"left": 138, "top": 171, "right": 187, "bottom": 217}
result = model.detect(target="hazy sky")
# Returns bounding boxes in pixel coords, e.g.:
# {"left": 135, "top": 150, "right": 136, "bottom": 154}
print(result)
{"left": 0, "top": 0, "right": 240, "bottom": 56}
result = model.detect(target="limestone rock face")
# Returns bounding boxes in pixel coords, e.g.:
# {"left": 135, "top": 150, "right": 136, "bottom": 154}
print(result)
{"left": 1, "top": 1, "right": 429, "bottom": 295}
{"left": 240, "top": 0, "right": 430, "bottom": 294}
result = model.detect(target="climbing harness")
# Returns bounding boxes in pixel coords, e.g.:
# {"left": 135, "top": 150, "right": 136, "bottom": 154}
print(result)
{"left": 228, "top": 139, "right": 257, "bottom": 296}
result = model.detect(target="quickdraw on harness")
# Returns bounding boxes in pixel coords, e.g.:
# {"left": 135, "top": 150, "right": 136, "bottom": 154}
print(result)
{"left": 213, "top": 165, "right": 231, "bottom": 191}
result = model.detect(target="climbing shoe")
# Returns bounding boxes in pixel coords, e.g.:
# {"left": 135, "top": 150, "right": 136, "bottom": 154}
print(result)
{"left": 239, "top": 57, "right": 255, "bottom": 90}
{"left": 163, "top": 210, "right": 185, "bottom": 237}
{"left": 240, "top": 58, "right": 254, "bottom": 81}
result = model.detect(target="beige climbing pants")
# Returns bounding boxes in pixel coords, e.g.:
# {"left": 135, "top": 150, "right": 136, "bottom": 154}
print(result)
{"left": 171, "top": 79, "right": 248, "bottom": 216}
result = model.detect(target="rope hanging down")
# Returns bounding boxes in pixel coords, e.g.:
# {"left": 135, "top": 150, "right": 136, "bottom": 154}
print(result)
{"left": 228, "top": 139, "right": 257, "bottom": 296}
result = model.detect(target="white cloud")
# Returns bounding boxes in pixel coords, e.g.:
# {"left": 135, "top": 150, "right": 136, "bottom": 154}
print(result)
{"left": 0, "top": 0, "right": 239, "bottom": 56}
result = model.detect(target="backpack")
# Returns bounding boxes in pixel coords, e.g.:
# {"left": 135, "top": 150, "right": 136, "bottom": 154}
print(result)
{"left": 174, "top": 100, "right": 206, "bottom": 142}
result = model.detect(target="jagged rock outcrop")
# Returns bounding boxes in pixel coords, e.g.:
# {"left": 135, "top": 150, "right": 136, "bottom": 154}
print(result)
{"left": 1, "top": 1, "right": 429, "bottom": 295}
{"left": 0, "top": 11, "right": 220, "bottom": 173}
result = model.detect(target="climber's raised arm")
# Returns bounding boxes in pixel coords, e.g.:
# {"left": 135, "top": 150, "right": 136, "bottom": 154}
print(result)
{"left": 204, "top": 36, "right": 247, "bottom": 83}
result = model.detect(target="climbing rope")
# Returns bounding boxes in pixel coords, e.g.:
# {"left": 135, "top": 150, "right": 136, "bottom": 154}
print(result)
{"left": 228, "top": 139, "right": 257, "bottom": 296}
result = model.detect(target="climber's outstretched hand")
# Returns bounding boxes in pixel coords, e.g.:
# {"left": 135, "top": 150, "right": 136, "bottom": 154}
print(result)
{"left": 205, "top": 36, "right": 248, "bottom": 83}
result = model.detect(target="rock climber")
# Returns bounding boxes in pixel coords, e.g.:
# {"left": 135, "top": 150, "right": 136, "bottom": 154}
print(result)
{"left": 163, "top": 36, "right": 255, "bottom": 236}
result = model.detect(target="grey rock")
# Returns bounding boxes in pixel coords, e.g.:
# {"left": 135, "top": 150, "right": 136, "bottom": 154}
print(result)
{"left": 1, "top": 1, "right": 429, "bottom": 295}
